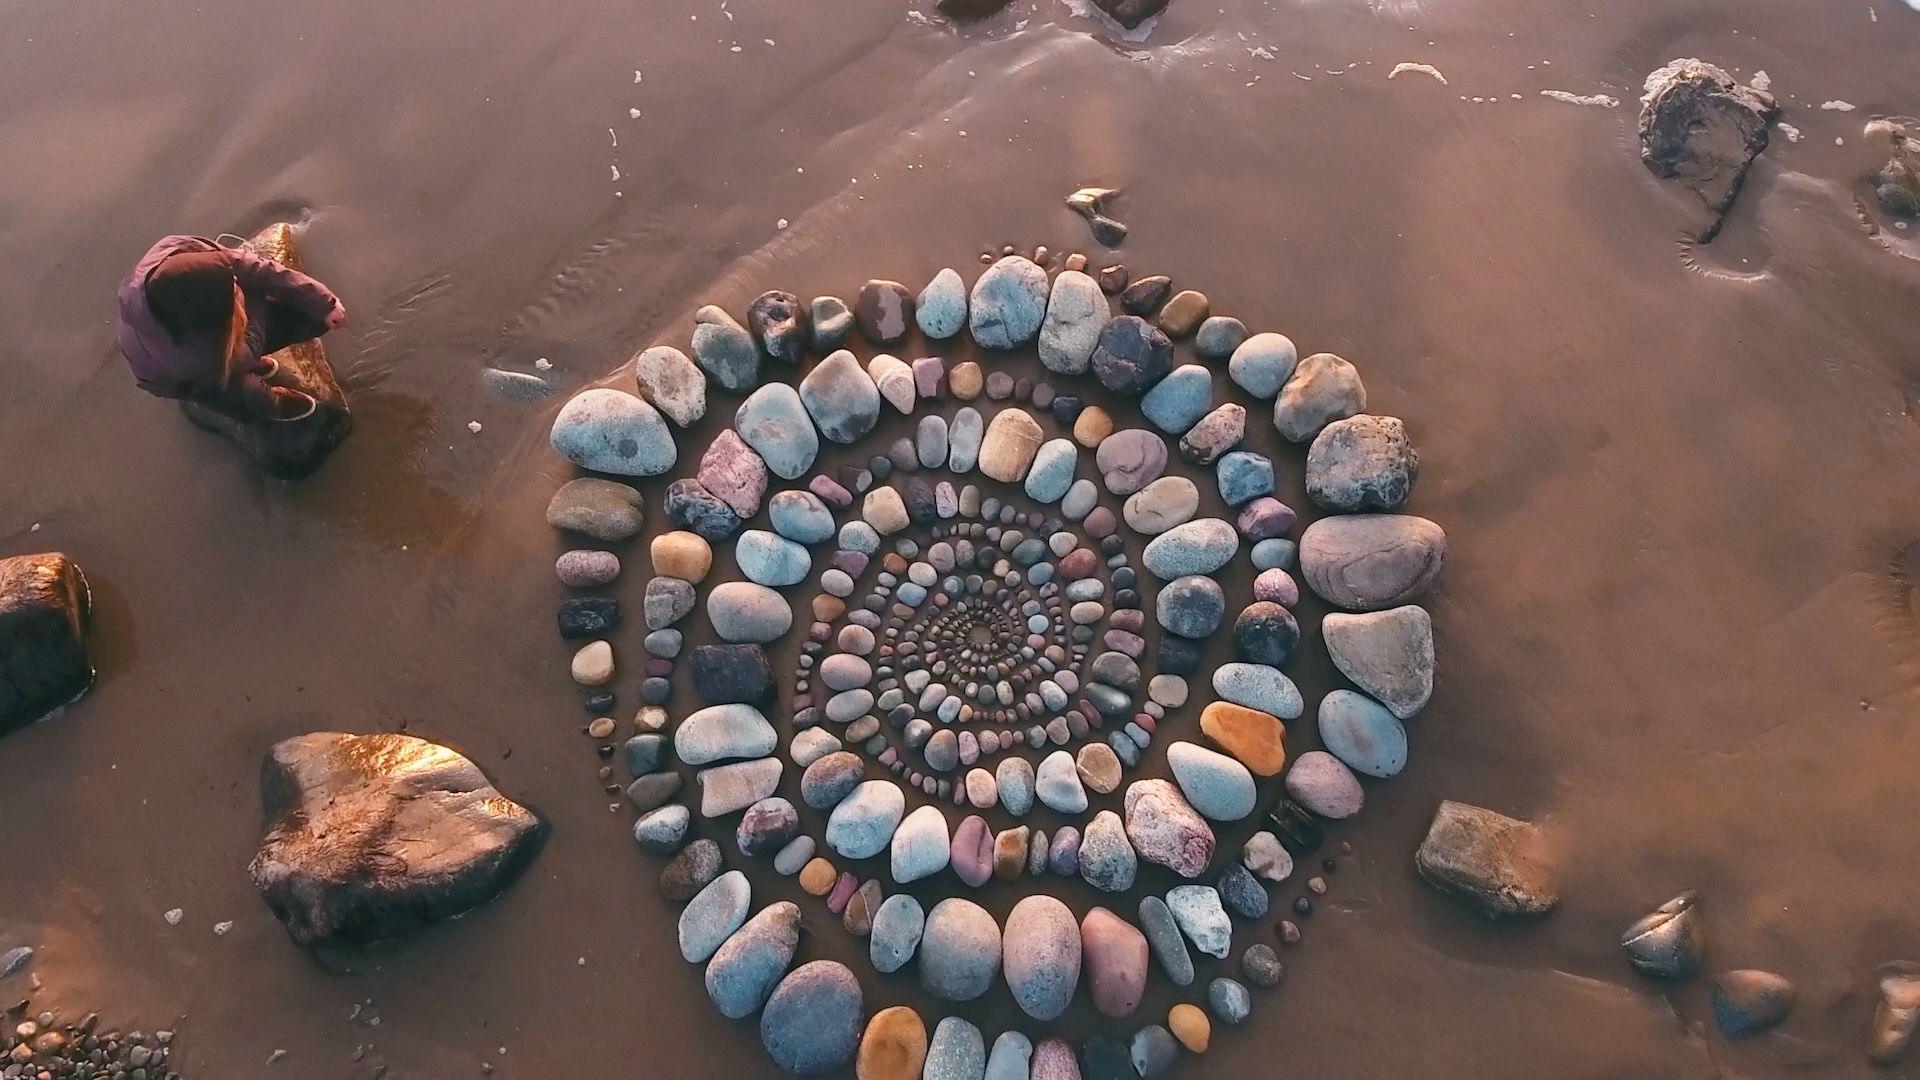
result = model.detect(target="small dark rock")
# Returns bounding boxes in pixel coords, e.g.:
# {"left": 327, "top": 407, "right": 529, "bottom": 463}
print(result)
{"left": 1118, "top": 274, "right": 1172, "bottom": 316}
{"left": 1621, "top": 891, "right": 1705, "bottom": 978}
{"left": 558, "top": 597, "right": 620, "bottom": 639}
{"left": 0, "top": 552, "right": 93, "bottom": 736}
{"left": 1091, "top": 315, "right": 1174, "bottom": 396}
{"left": 1094, "top": 0, "right": 1171, "bottom": 30}
{"left": 661, "top": 839, "right": 724, "bottom": 901}
{"left": 747, "top": 290, "right": 809, "bottom": 365}
{"left": 688, "top": 644, "right": 774, "bottom": 703}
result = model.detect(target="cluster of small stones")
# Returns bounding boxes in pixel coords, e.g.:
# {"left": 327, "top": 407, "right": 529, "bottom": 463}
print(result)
{"left": 545, "top": 246, "right": 1444, "bottom": 1078}
{"left": 1, "top": 1008, "right": 178, "bottom": 1080}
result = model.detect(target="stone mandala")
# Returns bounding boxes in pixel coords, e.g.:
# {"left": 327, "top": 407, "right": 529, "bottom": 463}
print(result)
{"left": 544, "top": 252, "right": 1444, "bottom": 1078}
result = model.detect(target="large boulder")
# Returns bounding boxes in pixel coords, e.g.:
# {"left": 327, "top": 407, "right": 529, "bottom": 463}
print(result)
{"left": 1638, "top": 59, "right": 1778, "bottom": 241}
{"left": 181, "top": 224, "right": 351, "bottom": 478}
{"left": 0, "top": 553, "right": 93, "bottom": 735}
{"left": 248, "top": 732, "right": 543, "bottom": 946}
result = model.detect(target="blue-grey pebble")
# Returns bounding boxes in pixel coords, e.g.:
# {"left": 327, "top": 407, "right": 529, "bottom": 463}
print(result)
{"left": 1142, "top": 518, "right": 1239, "bottom": 579}
{"left": 1251, "top": 537, "right": 1297, "bottom": 570}
{"left": 984, "top": 1031, "right": 1033, "bottom": 1080}
{"left": 1023, "top": 439, "right": 1079, "bottom": 504}
{"left": 1140, "top": 364, "right": 1214, "bottom": 434}
{"left": 1131, "top": 1024, "right": 1179, "bottom": 1077}
{"left": 1317, "top": 688, "right": 1410, "bottom": 778}
{"left": 644, "top": 627, "right": 683, "bottom": 658}
{"left": 1209, "top": 977, "right": 1253, "bottom": 1025}
{"left": 924, "top": 1016, "right": 987, "bottom": 1080}
{"left": 870, "top": 892, "right": 927, "bottom": 973}
{"left": 918, "top": 268, "right": 969, "bottom": 340}
{"left": 759, "top": 961, "right": 863, "bottom": 1076}
{"left": 1156, "top": 575, "right": 1227, "bottom": 638}
{"left": 768, "top": 490, "right": 836, "bottom": 544}
{"left": 1217, "top": 450, "right": 1275, "bottom": 506}
{"left": 679, "top": 870, "right": 752, "bottom": 962}
{"left": 704, "top": 901, "right": 800, "bottom": 1019}
{"left": 624, "top": 733, "right": 664, "bottom": 776}
{"left": 1217, "top": 862, "right": 1271, "bottom": 919}
{"left": 633, "top": 804, "right": 690, "bottom": 854}
{"left": 734, "top": 383, "right": 818, "bottom": 479}
{"left": 735, "top": 529, "right": 812, "bottom": 587}
{"left": 1139, "top": 895, "right": 1194, "bottom": 986}
{"left": 1193, "top": 316, "right": 1248, "bottom": 360}
{"left": 969, "top": 256, "right": 1049, "bottom": 349}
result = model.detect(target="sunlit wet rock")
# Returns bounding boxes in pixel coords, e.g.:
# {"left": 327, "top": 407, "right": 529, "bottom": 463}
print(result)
{"left": 0, "top": 552, "right": 92, "bottom": 735}
{"left": 1638, "top": 59, "right": 1778, "bottom": 241}
{"left": 248, "top": 732, "right": 542, "bottom": 946}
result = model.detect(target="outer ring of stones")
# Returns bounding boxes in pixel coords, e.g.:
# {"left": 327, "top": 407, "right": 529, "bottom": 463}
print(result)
{"left": 548, "top": 250, "right": 1447, "bottom": 1079}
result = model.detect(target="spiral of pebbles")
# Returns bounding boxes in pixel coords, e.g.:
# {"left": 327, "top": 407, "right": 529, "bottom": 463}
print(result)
{"left": 546, "top": 250, "right": 1445, "bottom": 1078}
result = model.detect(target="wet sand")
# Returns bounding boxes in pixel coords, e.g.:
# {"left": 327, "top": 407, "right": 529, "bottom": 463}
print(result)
{"left": 2, "top": 0, "right": 1919, "bottom": 1075}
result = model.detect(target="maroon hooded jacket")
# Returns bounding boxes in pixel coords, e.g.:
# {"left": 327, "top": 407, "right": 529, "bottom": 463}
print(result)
{"left": 116, "top": 235, "right": 343, "bottom": 401}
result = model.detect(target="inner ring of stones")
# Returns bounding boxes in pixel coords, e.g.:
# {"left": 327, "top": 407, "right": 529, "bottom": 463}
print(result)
{"left": 795, "top": 486, "right": 1148, "bottom": 793}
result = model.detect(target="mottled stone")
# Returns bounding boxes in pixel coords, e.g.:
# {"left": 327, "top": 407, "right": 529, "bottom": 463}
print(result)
{"left": 1124, "top": 779, "right": 1215, "bottom": 878}
{"left": 760, "top": 961, "right": 864, "bottom": 1076}
{"left": 1274, "top": 351, "right": 1366, "bottom": 442}
{"left": 1414, "top": 800, "right": 1559, "bottom": 919}
{"left": 631, "top": 344, "right": 707, "bottom": 427}
{"left": 1300, "top": 514, "right": 1447, "bottom": 611}
{"left": 1091, "top": 315, "right": 1173, "bottom": 396}
{"left": 1039, "top": 270, "right": 1109, "bottom": 375}
{"left": 969, "top": 256, "right": 1049, "bottom": 349}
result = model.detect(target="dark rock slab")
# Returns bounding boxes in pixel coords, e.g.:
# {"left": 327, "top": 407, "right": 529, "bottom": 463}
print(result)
{"left": 248, "top": 732, "right": 542, "bottom": 946}
{"left": 689, "top": 643, "right": 775, "bottom": 703}
{"left": 1638, "top": 59, "right": 1778, "bottom": 241}
{"left": 0, "top": 552, "right": 93, "bottom": 735}
{"left": 1095, "top": 0, "right": 1171, "bottom": 29}
{"left": 180, "top": 223, "right": 352, "bottom": 478}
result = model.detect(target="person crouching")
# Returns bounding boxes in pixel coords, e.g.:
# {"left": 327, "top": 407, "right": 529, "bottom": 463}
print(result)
{"left": 116, "top": 235, "right": 347, "bottom": 422}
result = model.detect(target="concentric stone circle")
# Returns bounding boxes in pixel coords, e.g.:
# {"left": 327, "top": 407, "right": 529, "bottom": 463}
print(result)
{"left": 545, "top": 250, "right": 1446, "bottom": 1077}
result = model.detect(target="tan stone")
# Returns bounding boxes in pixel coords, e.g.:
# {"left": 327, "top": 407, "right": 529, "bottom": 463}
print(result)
{"left": 979, "top": 408, "right": 1044, "bottom": 482}
{"left": 1157, "top": 290, "right": 1210, "bottom": 338}
{"left": 570, "top": 641, "right": 614, "bottom": 686}
{"left": 857, "top": 1006, "right": 928, "bottom": 1080}
{"left": 1170, "top": 1003, "right": 1211, "bottom": 1053}
{"left": 1200, "top": 701, "right": 1287, "bottom": 776}
{"left": 812, "top": 594, "right": 848, "bottom": 622}
{"left": 799, "top": 857, "right": 837, "bottom": 896}
{"left": 650, "top": 530, "right": 713, "bottom": 582}
{"left": 994, "top": 825, "right": 1030, "bottom": 880}
{"left": 1074, "top": 406, "right": 1114, "bottom": 448}
{"left": 1076, "top": 742, "right": 1123, "bottom": 794}
{"left": 948, "top": 361, "right": 984, "bottom": 400}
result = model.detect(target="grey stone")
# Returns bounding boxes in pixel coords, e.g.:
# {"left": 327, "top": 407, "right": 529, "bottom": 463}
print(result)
{"left": 798, "top": 349, "right": 881, "bottom": 444}
{"left": 759, "top": 961, "right": 863, "bottom": 1076}
{"left": 679, "top": 870, "right": 752, "bottom": 962}
{"left": 550, "top": 388, "right": 676, "bottom": 476}
{"left": 969, "top": 256, "right": 1049, "bottom": 349}
{"left": 920, "top": 897, "right": 1003, "bottom": 1001}
{"left": 1227, "top": 332, "right": 1297, "bottom": 398}
{"left": 1038, "top": 269, "right": 1109, "bottom": 375}
{"left": 735, "top": 383, "right": 819, "bottom": 480}
{"left": 1306, "top": 414, "right": 1419, "bottom": 512}
{"left": 918, "top": 267, "right": 969, "bottom": 339}
{"left": 546, "top": 478, "right": 644, "bottom": 541}
{"left": 691, "top": 305, "right": 760, "bottom": 392}
{"left": 705, "top": 900, "right": 801, "bottom": 1018}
